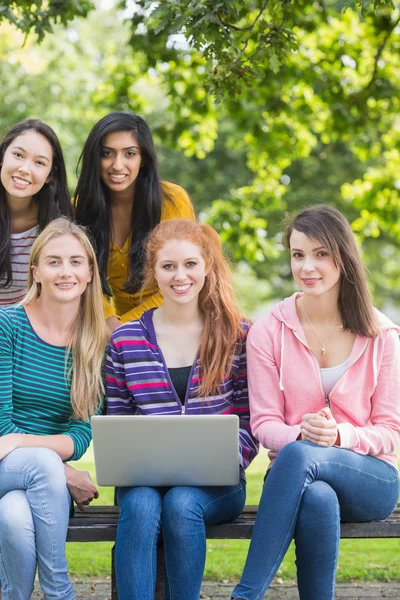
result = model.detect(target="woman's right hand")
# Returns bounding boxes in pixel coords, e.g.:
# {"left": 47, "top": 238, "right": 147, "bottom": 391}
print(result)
{"left": 65, "top": 464, "right": 99, "bottom": 511}
{"left": 300, "top": 408, "right": 338, "bottom": 447}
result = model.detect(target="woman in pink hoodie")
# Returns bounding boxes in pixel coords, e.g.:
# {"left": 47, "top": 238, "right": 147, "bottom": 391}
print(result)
{"left": 232, "top": 205, "right": 400, "bottom": 600}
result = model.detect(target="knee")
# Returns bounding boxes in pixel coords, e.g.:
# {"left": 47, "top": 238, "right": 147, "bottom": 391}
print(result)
{"left": 301, "top": 482, "right": 338, "bottom": 519}
{"left": 162, "top": 487, "right": 201, "bottom": 528}
{"left": 0, "top": 491, "right": 33, "bottom": 541}
{"left": 117, "top": 487, "right": 162, "bottom": 523}
{"left": 20, "top": 447, "right": 67, "bottom": 495}
{"left": 275, "top": 440, "right": 320, "bottom": 470}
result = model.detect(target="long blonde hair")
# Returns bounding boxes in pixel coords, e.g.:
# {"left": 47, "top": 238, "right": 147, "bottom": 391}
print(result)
{"left": 21, "top": 217, "right": 109, "bottom": 421}
{"left": 142, "top": 219, "right": 247, "bottom": 397}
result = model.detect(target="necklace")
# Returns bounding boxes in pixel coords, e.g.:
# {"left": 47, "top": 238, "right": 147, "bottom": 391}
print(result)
{"left": 302, "top": 304, "right": 339, "bottom": 355}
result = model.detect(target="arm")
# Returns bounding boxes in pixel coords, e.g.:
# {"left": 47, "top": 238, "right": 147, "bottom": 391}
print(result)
{"left": 231, "top": 327, "right": 259, "bottom": 470}
{"left": 247, "top": 323, "right": 301, "bottom": 451}
{"left": 106, "top": 338, "right": 135, "bottom": 415}
{"left": 0, "top": 432, "right": 74, "bottom": 461}
{"left": 337, "top": 330, "right": 400, "bottom": 456}
{"left": 0, "top": 310, "right": 26, "bottom": 436}
{"left": 65, "top": 464, "right": 99, "bottom": 512}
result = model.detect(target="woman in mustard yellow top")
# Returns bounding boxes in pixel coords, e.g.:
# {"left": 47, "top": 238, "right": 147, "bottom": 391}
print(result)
{"left": 74, "top": 112, "right": 195, "bottom": 331}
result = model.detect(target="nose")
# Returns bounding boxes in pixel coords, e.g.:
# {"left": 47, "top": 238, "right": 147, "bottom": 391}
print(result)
{"left": 18, "top": 159, "right": 31, "bottom": 175}
{"left": 112, "top": 154, "right": 124, "bottom": 171}
{"left": 59, "top": 261, "right": 73, "bottom": 277}
{"left": 174, "top": 266, "right": 187, "bottom": 281}
{"left": 302, "top": 257, "right": 315, "bottom": 273}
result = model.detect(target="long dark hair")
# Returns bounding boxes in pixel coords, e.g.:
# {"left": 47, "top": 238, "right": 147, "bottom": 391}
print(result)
{"left": 284, "top": 204, "right": 379, "bottom": 337}
{"left": 0, "top": 119, "right": 72, "bottom": 288}
{"left": 74, "top": 112, "right": 166, "bottom": 295}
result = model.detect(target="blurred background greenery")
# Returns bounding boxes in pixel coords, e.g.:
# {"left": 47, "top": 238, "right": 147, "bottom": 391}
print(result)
{"left": 1, "top": 0, "right": 399, "bottom": 316}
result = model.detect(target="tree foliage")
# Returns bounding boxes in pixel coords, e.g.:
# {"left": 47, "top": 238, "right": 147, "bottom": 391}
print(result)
{"left": 1, "top": 0, "right": 400, "bottom": 308}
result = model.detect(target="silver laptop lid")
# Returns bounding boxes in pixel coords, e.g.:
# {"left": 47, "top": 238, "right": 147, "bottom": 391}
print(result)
{"left": 92, "top": 414, "right": 240, "bottom": 487}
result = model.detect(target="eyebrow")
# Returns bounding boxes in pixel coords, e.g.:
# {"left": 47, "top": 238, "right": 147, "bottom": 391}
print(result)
{"left": 12, "top": 146, "right": 50, "bottom": 162}
{"left": 160, "top": 257, "right": 199, "bottom": 262}
{"left": 44, "top": 255, "right": 86, "bottom": 259}
{"left": 291, "top": 246, "right": 327, "bottom": 252}
{"left": 102, "top": 145, "right": 140, "bottom": 151}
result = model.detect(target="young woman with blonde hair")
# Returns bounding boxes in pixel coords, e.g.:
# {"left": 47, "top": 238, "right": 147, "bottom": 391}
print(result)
{"left": 106, "top": 218, "right": 259, "bottom": 600}
{"left": 0, "top": 217, "right": 109, "bottom": 600}
{"left": 231, "top": 205, "right": 400, "bottom": 600}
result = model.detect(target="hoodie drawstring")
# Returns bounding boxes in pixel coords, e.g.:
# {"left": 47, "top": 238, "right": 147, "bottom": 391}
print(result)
{"left": 279, "top": 321, "right": 285, "bottom": 391}
{"left": 372, "top": 337, "right": 379, "bottom": 388}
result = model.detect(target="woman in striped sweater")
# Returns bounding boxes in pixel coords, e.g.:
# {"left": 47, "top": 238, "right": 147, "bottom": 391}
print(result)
{"left": 106, "top": 219, "right": 258, "bottom": 600}
{"left": 0, "top": 119, "right": 72, "bottom": 307}
{"left": 0, "top": 218, "right": 109, "bottom": 600}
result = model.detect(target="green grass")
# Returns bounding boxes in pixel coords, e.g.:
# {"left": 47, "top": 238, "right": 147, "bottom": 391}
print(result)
{"left": 66, "top": 447, "right": 400, "bottom": 582}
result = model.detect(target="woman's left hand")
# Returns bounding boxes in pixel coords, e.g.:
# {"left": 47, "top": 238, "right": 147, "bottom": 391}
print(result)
{"left": 301, "top": 408, "right": 338, "bottom": 447}
{"left": 0, "top": 433, "right": 23, "bottom": 461}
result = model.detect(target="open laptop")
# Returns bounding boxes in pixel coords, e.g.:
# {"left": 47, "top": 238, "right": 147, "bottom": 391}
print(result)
{"left": 91, "top": 414, "right": 240, "bottom": 487}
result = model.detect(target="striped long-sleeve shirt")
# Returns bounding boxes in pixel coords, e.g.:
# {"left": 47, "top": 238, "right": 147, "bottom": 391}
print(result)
{"left": 0, "top": 305, "right": 92, "bottom": 461}
{"left": 0, "top": 226, "right": 38, "bottom": 306}
{"left": 106, "top": 309, "right": 259, "bottom": 476}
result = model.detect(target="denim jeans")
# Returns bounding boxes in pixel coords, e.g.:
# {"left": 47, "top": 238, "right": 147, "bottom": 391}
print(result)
{"left": 116, "top": 480, "right": 246, "bottom": 600}
{"left": 232, "top": 441, "right": 399, "bottom": 600}
{"left": 0, "top": 448, "right": 75, "bottom": 600}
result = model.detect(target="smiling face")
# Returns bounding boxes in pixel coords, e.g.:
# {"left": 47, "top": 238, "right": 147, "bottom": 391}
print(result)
{"left": 289, "top": 229, "right": 341, "bottom": 299}
{"left": 154, "top": 239, "right": 207, "bottom": 307}
{"left": 32, "top": 234, "right": 92, "bottom": 305}
{"left": 100, "top": 130, "right": 142, "bottom": 197}
{"left": 0, "top": 130, "right": 53, "bottom": 204}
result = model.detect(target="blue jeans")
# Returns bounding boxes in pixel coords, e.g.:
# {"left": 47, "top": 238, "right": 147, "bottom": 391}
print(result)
{"left": 232, "top": 441, "right": 399, "bottom": 600}
{"left": 0, "top": 448, "right": 74, "bottom": 600}
{"left": 116, "top": 480, "right": 246, "bottom": 600}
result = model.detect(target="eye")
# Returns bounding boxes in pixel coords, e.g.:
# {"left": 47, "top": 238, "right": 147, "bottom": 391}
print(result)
{"left": 12, "top": 151, "right": 23, "bottom": 158}
{"left": 126, "top": 151, "right": 137, "bottom": 157}
{"left": 36, "top": 160, "right": 46, "bottom": 167}
{"left": 186, "top": 261, "right": 197, "bottom": 267}
{"left": 72, "top": 260, "right": 82, "bottom": 265}
{"left": 162, "top": 263, "right": 174, "bottom": 270}
{"left": 291, "top": 252, "right": 303, "bottom": 259}
{"left": 317, "top": 251, "right": 329, "bottom": 257}
{"left": 49, "top": 260, "right": 60, "bottom": 265}
{"left": 101, "top": 150, "right": 113, "bottom": 158}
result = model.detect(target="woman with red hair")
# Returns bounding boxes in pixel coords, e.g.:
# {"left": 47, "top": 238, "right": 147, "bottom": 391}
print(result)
{"left": 106, "top": 218, "right": 258, "bottom": 600}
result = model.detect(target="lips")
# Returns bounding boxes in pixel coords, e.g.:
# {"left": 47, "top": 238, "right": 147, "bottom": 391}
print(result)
{"left": 55, "top": 283, "right": 76, "bottom": 289}
{"left": 302, "top": 278, "right": 321, "bottom": 285}
{"left": 12, "top": 176, "right": 30, "bottom": 188}
{"left": 171, "top": 284, "right": 192, "bottom": 293}
{"left": 108, "top": 173, "right": 127, "bottom": 183}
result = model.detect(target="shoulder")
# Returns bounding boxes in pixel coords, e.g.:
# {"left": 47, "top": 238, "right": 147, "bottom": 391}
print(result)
{"left": 160, "top": 180, "right": 194, "bottom": 219}
{"left": 109, "top": 311, "right": 155, "bottom": 350}
{"left": 247, "top": 311, "right": 281, "bottom": 346}
{"left": 0, "top": 305, "right": 25, "bottom": 342}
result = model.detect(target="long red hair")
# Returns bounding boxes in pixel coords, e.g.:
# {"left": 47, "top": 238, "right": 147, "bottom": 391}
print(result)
{"left": 142, "top": 219, "right": 247, "bottom": 396}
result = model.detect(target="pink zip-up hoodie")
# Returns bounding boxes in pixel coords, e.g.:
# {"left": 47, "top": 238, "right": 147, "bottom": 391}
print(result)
{"left": 247, "top": 293, "right": 400, "bottom": 469}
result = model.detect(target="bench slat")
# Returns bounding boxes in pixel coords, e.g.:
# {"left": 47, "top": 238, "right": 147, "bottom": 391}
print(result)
{"left": 67, "top": 503, "right": 400, "bottom": 542}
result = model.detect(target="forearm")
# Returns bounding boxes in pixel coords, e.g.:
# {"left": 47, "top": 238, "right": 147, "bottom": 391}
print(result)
{"left": 17, "top": 433, "right": 75, "bottom": 460}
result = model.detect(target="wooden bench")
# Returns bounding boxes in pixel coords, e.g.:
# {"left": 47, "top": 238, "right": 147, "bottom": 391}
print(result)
{"left": 67, "top": 503, "right": 400, "bottom": 600}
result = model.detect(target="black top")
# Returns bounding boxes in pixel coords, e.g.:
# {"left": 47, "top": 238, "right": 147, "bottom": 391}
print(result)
{"left": 168, "top": 365, "right": 192, "bottom": 405}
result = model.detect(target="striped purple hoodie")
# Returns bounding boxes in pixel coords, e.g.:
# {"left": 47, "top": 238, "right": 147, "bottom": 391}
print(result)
{"left": 106, "top": 309, "right": 259, "bottom": 475}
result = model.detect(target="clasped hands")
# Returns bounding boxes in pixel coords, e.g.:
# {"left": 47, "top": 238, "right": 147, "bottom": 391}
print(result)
{"left": 300, "top": 407, "right": 339, "bottom": 447}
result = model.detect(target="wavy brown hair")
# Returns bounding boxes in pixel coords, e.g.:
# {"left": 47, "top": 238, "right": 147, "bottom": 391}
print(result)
{"left": 284, "top": 204, "right": 379, "bottom": 338}
{"left": 21, "top": 217, "right": 109, "bottom": 420}
{"left": 142, "top": 219, "right": 247, "bottom": 396}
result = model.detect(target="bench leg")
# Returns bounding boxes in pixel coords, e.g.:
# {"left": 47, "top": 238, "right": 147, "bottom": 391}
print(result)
{"left": 155, "top": 542, "right": 165, "bottom": 600}
{"left": 111, "top": 544, "right": 118, "bottom": 600}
